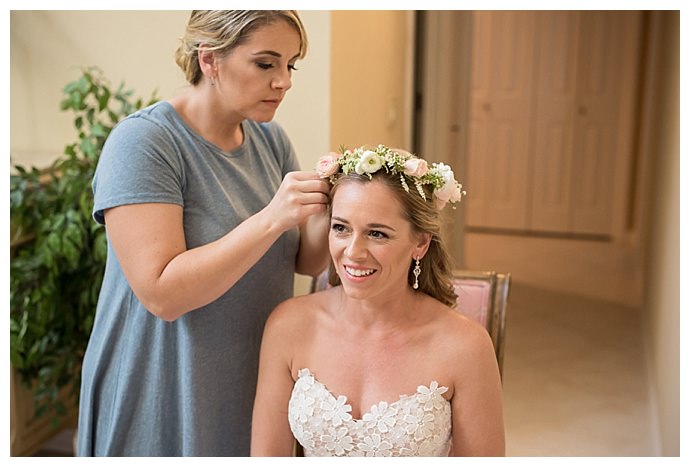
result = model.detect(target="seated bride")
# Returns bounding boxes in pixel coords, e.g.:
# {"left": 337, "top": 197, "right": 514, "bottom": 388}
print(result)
{"left": 251, "top": 145, "right": 505, "bottom": 456}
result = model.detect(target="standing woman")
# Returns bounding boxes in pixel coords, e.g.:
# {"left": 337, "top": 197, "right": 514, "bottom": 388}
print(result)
{"left": 77, "top": 11, "right": 330, "bottom": 456}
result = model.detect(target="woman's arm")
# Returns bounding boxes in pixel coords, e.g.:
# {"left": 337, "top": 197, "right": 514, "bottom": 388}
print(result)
{"left": 450, "top": 324, "right": 506, "bottom": 456}
{"left": 105, "top": 171, "right": 329, "bottom": 321}
{"left": 295, "top": 209, "right": 331, "bottom": 277}
{"left": 251, "top": 302, "right": 299, "bottom": 456}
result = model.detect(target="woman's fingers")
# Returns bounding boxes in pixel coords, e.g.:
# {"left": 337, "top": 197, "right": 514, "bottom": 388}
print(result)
{"left": 268, "top": 171, "right": 331, "bottom": 230}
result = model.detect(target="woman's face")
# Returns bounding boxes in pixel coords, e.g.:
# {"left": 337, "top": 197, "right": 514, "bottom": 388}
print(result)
{"left": 329, "top": 179, "right": 426, "bottom": 301}
{"left": 214, "top": 20, "right": 301, "bottom": 122}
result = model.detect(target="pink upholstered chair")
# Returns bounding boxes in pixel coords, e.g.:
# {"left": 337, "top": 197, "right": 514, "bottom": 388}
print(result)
{"left": 450, "top": 270, "right": 511, "bottom": 378}
{"left": 309, "top": 267, "right": 511, "bottom": 377}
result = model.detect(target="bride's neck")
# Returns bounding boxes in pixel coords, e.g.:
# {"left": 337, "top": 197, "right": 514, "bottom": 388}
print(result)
{"left": 336, "top": 287, "right": 424, "bottom": 331}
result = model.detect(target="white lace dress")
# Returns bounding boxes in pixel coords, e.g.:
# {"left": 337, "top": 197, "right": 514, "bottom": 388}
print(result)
{"left": 288, "top": 368, "right": 452, "bottom": 456}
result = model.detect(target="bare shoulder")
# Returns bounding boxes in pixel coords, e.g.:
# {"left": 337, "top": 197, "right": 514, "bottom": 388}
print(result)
{"left": 427, "top": 299, "right": 496, "bottom": 367}
{"left": 264, "top": 287, "right": 337, "bottom": 336}
{"left": 260, "top": 288, "right": 339, "bottom": 375}
{"left": 265, "top": 292, "right": 315, "bottom": 330}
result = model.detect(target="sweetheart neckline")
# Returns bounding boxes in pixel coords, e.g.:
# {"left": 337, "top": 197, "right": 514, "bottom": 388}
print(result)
{"left": 295, "top": 367, "right": 450, "bottom": 422}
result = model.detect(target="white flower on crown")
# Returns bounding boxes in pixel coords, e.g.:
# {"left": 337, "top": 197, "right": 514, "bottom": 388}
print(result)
{"left": 355, "top": 150, "right": 383, "bottom": 175}
{"left": 431, "top": 163, "right": 456, "bottom": 188}
{"left": 431, "top": 163, "right": 465, "bottom": 209}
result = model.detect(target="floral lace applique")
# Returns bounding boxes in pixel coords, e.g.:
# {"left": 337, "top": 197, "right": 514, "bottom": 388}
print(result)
{"left": 287, "top": 368, "right": 452, "bottom": 457}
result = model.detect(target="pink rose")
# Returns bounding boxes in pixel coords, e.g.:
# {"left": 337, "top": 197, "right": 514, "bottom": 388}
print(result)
{"left": 434, "top": 180, "right": 464, "bottom": 207}
{"left": 450, "top": 183, "right": 465, "bottom": 203}
{"left": 434, "top": 182, "right": 454, "bottom": 202}
{"left": 403, "top": 158, "right": 429, "bottom": 177}
{"left": 316, "top": 153, "right": 341, "bottom": 177}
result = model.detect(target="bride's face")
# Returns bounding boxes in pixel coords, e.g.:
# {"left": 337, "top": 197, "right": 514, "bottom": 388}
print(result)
{"left": 329, "top": 179, "right": 424, "bottom": 300}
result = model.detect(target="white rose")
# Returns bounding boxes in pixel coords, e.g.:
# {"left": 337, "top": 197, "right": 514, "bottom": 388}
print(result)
{"left": 434, "top": 163, "right": 454, "bottom": 183}
{"left": 355, "top": 150, "right": 383, "bottom": 175}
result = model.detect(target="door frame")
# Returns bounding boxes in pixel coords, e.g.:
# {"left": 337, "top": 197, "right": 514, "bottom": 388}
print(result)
{"left": 414, "top": 10, "right": 473, "bottom": 267}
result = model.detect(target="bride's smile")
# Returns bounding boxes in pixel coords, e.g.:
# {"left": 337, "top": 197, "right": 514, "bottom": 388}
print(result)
{"left": 329, "top": 180, "right": 427, "bottom": 303}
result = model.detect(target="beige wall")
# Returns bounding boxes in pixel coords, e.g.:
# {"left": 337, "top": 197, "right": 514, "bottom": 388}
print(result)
{"left": 330, "top": 10, "right": 414, "bottom": 151}
{"left": 10, "top": 11, "right": 190, "bottom": 168}
{"left": 642, "top": 11, "right": 679, "bottom": 456}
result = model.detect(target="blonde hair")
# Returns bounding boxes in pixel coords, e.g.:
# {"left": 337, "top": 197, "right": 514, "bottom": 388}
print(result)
{"left": 327, "top": 168, "right": 457, "bottom": 307}
{"left": 175, "top": 10, "right": 308, "bottom": 85}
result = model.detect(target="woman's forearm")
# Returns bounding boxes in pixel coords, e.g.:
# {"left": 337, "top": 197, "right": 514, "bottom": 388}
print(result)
{"left": 107, "top": 203, "right": 286, "bottom": 321}
{"left": 148, "top": 208, "right": 287, "bottom": 320}
{"left": 295, "top": 211, "right": 331, "bottom": 277}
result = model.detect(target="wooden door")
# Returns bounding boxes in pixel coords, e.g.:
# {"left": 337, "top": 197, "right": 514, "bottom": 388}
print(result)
{"left": 529, "top": 12, "right": 579, "bottom": 232}
{"left": 466, "top": 11, "right": 642, "bottom": 237}
{"left": 569, "top": 11, "right": 641, "bottom": 235}
{"left": 466, "top": 11, "right": 535, "bottom": 230}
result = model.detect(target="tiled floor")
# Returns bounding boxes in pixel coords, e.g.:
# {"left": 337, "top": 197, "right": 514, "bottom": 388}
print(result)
{"left": 502, "top": 282, "right": 658, "bottom": 456}
{"left": 34, "top": 282, "right": 659, "bottom": 457}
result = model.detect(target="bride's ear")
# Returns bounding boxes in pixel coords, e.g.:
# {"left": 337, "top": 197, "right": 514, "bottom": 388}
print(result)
{"left": 414, "top": 232, "right": 432, "bottom": 259}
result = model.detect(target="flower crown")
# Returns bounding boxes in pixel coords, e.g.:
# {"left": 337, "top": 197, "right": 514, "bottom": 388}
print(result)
{"left": 316, "top": 144, "right": 466, "bottom": 209}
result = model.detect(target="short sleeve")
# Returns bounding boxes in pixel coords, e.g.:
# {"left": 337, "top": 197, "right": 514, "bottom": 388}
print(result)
{"left": 92, "top": 115, "right": 184, "bottom": 225}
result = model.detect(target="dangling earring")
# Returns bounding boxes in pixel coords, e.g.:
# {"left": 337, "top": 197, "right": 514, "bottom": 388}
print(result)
{"left": 413, "top": 257, "right": 421, "bottom": 290}
{"left": 210, "top": 76, "right": 216, "bottom": 86}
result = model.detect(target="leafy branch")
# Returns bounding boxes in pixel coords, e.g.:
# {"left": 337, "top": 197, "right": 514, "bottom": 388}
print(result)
{"left": 10, "top": 66, "right": 157, "bottom": 423}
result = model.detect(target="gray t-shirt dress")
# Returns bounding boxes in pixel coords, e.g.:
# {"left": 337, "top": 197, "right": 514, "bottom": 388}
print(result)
{"left": 77, "top": 101, "right": 300, "bottom": 456}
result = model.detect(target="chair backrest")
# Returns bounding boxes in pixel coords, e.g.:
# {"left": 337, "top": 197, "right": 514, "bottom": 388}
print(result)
{"left": 451, "top": 269, "right": 511, "bottom": 378}
{"left": 309, "top": 267, "right": 332, "bottom": 294}
{"left": 309, "top": 268, "right": 511, "bottom": 376}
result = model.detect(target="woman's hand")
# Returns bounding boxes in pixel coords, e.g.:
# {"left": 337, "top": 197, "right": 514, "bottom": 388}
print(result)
{"left": 263, "top": 171, "right": 330, "bottom": 233}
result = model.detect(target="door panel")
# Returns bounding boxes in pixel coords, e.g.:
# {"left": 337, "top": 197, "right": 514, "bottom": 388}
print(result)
{"left": 467, "top": 11, "right": 534, "bottom": 229}
{"left": 530, "top": 12, "right": 579, "bottom": 232}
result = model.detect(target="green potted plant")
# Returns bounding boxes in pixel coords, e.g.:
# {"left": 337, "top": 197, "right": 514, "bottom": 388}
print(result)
{"left": 10, "top": 67, "right": 156, "bottom": 453}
